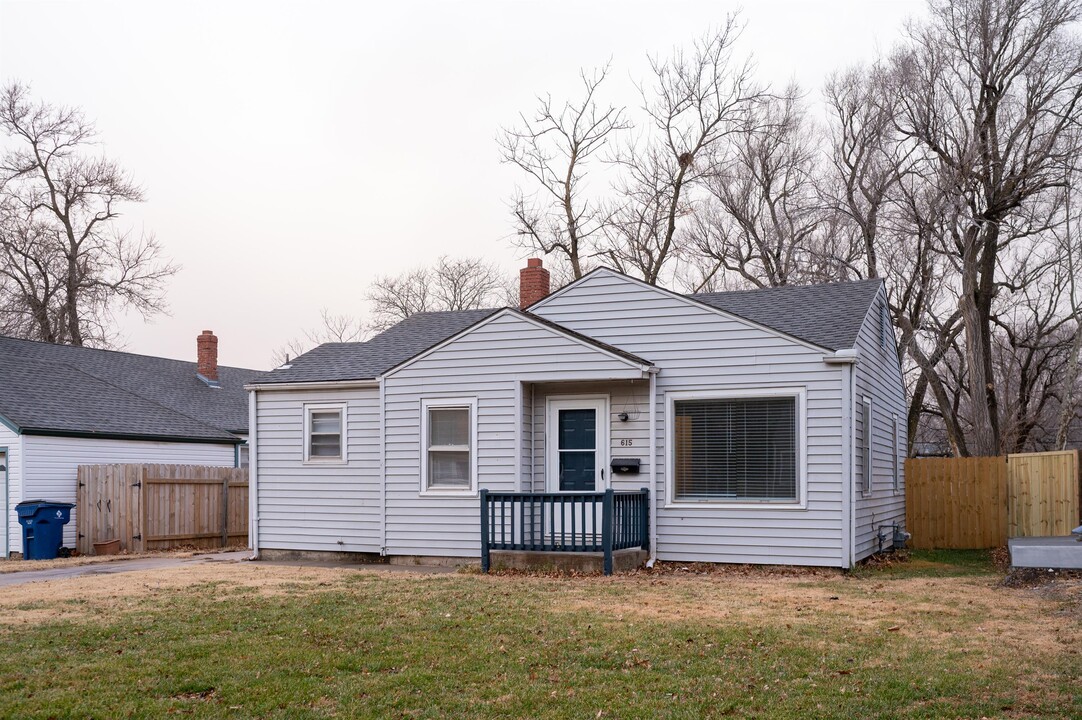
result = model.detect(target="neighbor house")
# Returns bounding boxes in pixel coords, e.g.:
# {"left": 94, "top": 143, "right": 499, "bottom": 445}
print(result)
{"left": 0, "top": 331, "right": 259, "bottom": 556}
{"left": 247, "top": 261, "right": 906, "bottom": 569}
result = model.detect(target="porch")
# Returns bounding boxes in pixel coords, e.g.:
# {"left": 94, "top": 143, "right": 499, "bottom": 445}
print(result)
{"left": 480, "top": 488, "right": 650, "bottom": 575}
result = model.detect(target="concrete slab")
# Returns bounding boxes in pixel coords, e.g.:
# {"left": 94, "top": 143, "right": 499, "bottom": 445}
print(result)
{"left": 1008, "top": 536, "right": 1082, "bottom": 569}
{"left": 489, "top": 547, "right": 648, "bottom": 574}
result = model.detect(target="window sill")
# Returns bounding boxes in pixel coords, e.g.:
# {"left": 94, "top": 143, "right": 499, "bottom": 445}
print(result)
{"left": 419, "top": 489, "right": 478, "bottom": 498}
{"left": 302, "top": 458, "right": 348, "bottom": 466}
{"left": 664, "top": 500, "right": 807, "bottom": 511}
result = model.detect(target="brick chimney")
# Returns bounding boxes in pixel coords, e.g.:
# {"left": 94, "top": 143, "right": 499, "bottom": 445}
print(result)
{"left": 197, "top": 330, "right": 219, "bottom": 382}
{"left": 519, "top": 258, "right": 551, "bottom": 309}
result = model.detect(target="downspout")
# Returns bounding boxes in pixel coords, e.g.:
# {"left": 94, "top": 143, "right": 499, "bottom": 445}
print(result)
{"left": 530, "top": 384, "right": 536, "bottom": 490}
{"left": 1, "top": 444, "right": 8, "bottom": 559}
{"left": 379, "top": 378, "right": 387, "bottom": 556}
{"left": 826, "top": 349, "right": 858, "bottom": 569}
{"left": 646, "top": 367, "right": 660, "bottom": 567}
{"left": 248, "top": 390, "right": 260, "bottom": 560}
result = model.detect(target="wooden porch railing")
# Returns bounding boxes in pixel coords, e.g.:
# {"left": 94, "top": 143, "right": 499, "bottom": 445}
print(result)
{"left": 480, "top": 488, "right": 649, "bottom": 575}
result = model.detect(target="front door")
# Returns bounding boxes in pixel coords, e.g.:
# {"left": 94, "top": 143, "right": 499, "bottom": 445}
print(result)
{"left": 547, "top": 398, "right": 608, "bottom": 492}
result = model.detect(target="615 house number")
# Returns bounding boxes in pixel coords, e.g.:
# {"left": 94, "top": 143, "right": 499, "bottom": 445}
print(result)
{"left": 619, "top": 439, "right": 633, "bottom": 447}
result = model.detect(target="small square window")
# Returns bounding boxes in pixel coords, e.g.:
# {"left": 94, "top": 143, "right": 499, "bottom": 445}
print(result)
{"left": 305, "top": 405, "right": 345, "bottom": 462}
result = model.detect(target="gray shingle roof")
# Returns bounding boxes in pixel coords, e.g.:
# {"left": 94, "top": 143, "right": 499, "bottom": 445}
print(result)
{"left": 252, "top": 277, "right": 883, "bottom": 386}
{"left": 0, "top": 336, "right": 259, "bottom": 441}
{"left": 256, "top": 309, "right": 500, "bottom": 384}
{"left": 691, "top": 278, "right": 884, "bottom": 351}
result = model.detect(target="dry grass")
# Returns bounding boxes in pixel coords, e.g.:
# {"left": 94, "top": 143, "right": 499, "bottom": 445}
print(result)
{"left": 0, "top": 551, "right": 1078, "bottom": 718}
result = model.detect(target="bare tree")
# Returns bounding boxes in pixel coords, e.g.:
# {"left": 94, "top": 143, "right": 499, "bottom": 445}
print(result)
{"left": 500, "top": 66, "right": 630, "bottom": 280}
{"left": 366, "top": 255, "right": 512, "bottom": 332}
{"left": 688, "top": 88, "right": 824, "bottom": 289}
{"left": 889, "top": 0, "right": 1082, "bottom": 454}
{"left": 0, "top": 82, "right": 177, "bottom": 347}
{"left": 272, "top": 308, "right": 368, "bottom": 367}
{"left": 604, "top": 18, "right": 767, "bottom": 285}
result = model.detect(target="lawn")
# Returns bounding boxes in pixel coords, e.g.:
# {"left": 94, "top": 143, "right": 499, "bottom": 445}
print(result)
{"left": 0, "top": 551, "right": 1078, "bottom": 719}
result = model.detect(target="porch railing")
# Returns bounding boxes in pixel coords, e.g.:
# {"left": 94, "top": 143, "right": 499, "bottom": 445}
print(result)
{"left": 480, "top": 488, "right": 649, "bottom": 575}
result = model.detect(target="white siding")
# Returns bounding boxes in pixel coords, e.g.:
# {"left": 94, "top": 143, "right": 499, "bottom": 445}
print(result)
{"left": 852, "top": 288, "right": 907, "bottom": 561}
{"left": 532, "top": 271, "right": 849, "bottom": 567}
{"left": 0, "top": 423, "right": 20, "bottom": 556}
{"left": 20, "top": 435, "right": 235, "bottom": 547}
{"left": 383, "top": 311, "right": 647, "bottom": 557}
{"left": 254, "top": 387, "right": 381, "bottom": 553}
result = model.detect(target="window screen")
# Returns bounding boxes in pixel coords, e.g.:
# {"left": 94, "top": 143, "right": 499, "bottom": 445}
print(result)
{"left": 673, "top": 396, "right": 797, "bottom": 502}
{"left": 891, "top": 413, "right": 900, "bottom": 493}
{"left": 861, "top": 397, "right": 873, "bottom": 496}
{"left": 427, "top": 406, "right": 471, "bottom": 489}
{"left": 308, "top": 409, "right": 343, "bottom": 460}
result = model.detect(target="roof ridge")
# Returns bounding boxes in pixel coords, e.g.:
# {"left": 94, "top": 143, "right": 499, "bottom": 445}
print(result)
{"left": 690, "top": 277, "right": 884, "bottom": 298}
{"left": 0, "top": 334, "right": 259, "bottom": 373}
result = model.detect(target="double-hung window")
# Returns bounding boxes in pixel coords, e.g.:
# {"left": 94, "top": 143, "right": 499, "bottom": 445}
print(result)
{"left": 671, "top": 390, "right": 802, "bottom": 504}
{"left": 305, "top": 404, "right": 346, "bottom": 463}
{"left": 421, "top": 398, "right": 476, "bottom": 493}
{"left": 861, "top": 397, "right": 873, "bottom": 496}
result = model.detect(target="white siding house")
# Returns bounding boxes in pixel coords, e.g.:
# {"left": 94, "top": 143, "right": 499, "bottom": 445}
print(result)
{"left": 249, "top": 265, "right": 907, "bottom": 568}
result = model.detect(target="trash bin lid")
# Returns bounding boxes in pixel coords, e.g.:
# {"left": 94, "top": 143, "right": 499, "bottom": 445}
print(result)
{"left": 15, "top": 500, "right": 75, "bottom": 518}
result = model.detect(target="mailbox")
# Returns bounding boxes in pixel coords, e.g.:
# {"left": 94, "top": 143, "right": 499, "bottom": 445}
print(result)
{"left": 610, "top": 458, "right": 641, "bottom": 475}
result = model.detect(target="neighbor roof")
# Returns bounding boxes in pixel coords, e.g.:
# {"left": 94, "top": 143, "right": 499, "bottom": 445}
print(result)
{"left": 256, "top": 309, "right": 500, "bottom": 384}
{"left": 690, "top": 278, "right": 884, "bottom": 351}
{"left": 253, "top": 276, "right": 884, "bottom": 386}
{"left": 0, "top": 336, "right": 260, "bottom": 442}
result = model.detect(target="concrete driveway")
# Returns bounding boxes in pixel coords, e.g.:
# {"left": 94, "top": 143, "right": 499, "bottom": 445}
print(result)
{"left": 0, "top": 550, "right": 250, "bottom": 588}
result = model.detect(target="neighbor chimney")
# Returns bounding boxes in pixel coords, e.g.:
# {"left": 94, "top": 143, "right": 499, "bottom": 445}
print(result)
{"left": 519, "top": 258, "right": 551, "bottom": 309}
{"left": 197, "top": 330, "right": 219, "bottom": 382}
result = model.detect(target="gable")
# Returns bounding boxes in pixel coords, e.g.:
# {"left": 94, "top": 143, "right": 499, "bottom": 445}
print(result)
{"left": 385, "top": 309, "right": 651, "bottom": 380}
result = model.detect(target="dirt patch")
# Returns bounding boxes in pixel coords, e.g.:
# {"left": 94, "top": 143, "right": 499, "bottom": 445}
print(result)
{"left": 558, "top": 572, "right": 1081, "bottom": 667}
{"left": 0, "top": 561, "right": 379, "bottom": 626}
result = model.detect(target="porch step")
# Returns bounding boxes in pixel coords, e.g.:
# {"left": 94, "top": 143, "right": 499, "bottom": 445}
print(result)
{"left": 489, "top": 547, "right": 648, "bottom": 574}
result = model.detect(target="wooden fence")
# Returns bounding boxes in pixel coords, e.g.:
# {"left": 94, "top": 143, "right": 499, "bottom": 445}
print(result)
{"left": 906, "top": 450, "right": 1079, "bottom": 549}
{"left": 76, "top": 464, "right": 248, "bottom": 555}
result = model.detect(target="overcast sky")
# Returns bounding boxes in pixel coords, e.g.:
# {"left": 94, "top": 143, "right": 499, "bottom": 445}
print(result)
{"left": 0, "top": 0, "right": 925, "bottom": 370}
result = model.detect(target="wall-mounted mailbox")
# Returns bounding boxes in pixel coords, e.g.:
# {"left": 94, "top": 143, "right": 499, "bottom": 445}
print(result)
{"left": 610, "top": 458, "right": 641, "bottom": 474}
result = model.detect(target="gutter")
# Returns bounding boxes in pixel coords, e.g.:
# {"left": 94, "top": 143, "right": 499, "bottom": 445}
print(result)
{"left": 244, "top": 379, "right": 380, "bottom": 392}
{"left": 823, "top": 349, "right": 859, "bottom": 365}
{"left": 18, "top": 427, "right": 242, "bottom": 445}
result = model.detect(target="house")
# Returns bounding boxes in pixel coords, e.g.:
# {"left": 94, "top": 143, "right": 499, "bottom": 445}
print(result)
{"left": 0, "top": 331, "right": 260, "bottom": 556}
{"left": 247, "top": 260, "right": 906, "bottom": 569}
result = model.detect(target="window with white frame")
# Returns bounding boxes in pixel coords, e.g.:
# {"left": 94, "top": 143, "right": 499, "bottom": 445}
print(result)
{"left": 305, "top": 405, "right": 346, "bottom": 462}
{"left": 891, "top": 413, "right": 900, "bottom": 493}
{"left": 421, "top": 398, "right": 476, "bottom": 492}
{"left": 672, "top": 392, "right": 800, "bottom": 503}
{"left": 861, "top": 396, "right": 873, "bottom": 496}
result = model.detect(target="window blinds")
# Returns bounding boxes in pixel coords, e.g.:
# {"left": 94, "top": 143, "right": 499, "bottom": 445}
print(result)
{"left": 674, "top": 396, "right": 797, "bottom": 501}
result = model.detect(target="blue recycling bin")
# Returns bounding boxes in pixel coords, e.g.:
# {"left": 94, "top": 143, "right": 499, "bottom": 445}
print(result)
{"left": 16, "top": 500, "right": 75, "bottom": 560}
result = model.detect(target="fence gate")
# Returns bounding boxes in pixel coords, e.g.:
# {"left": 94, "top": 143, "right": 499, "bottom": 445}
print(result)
{"left": 76, "top": 464, "right": 248, "bottom": 555}
{"left": 905, "top": 450, "right": 1079, "bottom": 550}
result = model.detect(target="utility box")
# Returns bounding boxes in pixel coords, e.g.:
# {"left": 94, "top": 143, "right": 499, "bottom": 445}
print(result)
{"left": 16, "top": 500, "right": 75, "bottom": 560}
